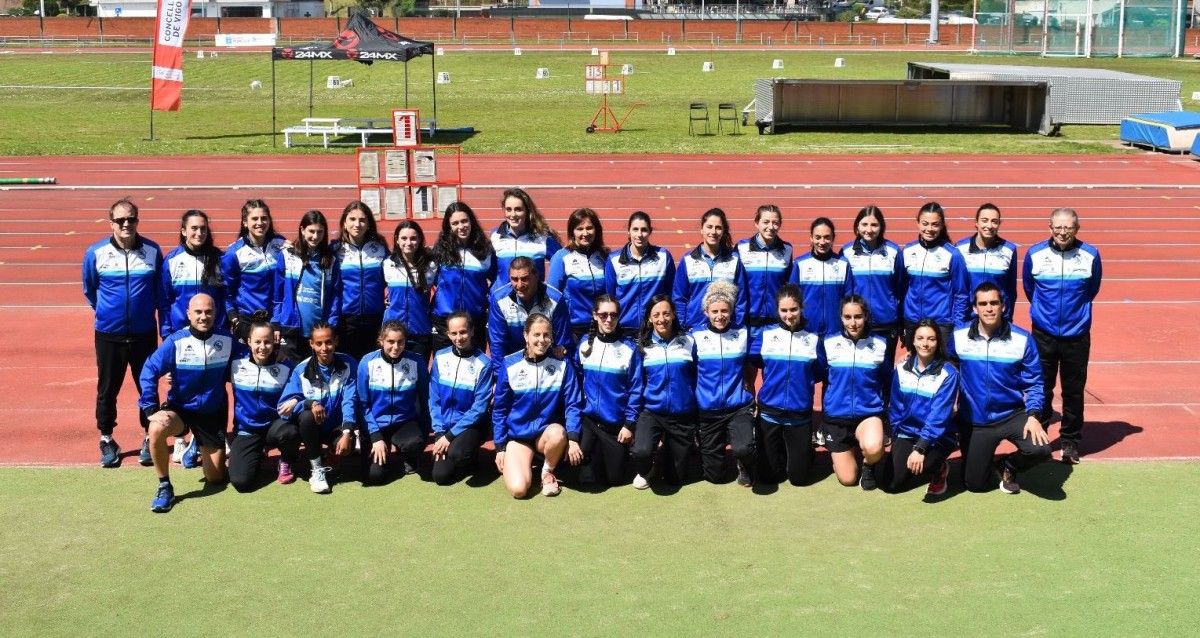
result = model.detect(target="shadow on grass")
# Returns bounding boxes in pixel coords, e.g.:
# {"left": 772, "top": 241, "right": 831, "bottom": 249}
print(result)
{"left": 177, "top": 478, "right": 228, "bottom": 503}
{"left": 1073, "top": 420, "right": 1143, "bottom": 457}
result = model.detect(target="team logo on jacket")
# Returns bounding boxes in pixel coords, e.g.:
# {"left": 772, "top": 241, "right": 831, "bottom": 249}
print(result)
{"left": 546, "top": 364, "right": 556, "bottom": 375}
{"left": 269, "top": 366, "right": 280, "bottom": 376}
{"left": 212, "top": 340, "right": 223, "bottom": 352}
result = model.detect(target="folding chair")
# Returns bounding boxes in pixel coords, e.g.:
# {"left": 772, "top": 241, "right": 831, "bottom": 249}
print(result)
{"left": 688, "top": 103, "right": 710, "bottom": 136}
{"left": 717, "top": 102, "right": 740, "bottom": 135}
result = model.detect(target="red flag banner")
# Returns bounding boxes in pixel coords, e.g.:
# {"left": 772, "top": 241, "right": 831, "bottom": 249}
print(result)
{"left": 150, "top": 0, "right": 192, "bottom": 112}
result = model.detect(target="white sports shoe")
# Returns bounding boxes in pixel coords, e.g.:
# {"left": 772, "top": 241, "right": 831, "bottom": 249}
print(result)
{"left": 171, "top": 438, "right": 186, "bottom": 464}
{"left": 632, "top": 474, "right": 650, "bottom": 490}
{"left": 541, "top": 470, "right": 561, "bottom": 497}
{"left": 309, "top": 466, "right": 331, "bottom": 494}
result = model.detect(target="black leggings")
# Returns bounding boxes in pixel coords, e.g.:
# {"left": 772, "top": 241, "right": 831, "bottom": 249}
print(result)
{"left": 697, "top": 405, "right": 756, "bottom": 483}
{"left": 297, "top": 410, "right": 337, "bottom": 461}
{"left": 631, "top": 411, "right": 695, "bottom": 485}
{"left": 277, "top": 328, "right": 311, "bottom": 365}
{"left": 757, "top": 418, "right": 814, "bottom": 486}
{"left": 431, "top": 427, "right": 486, "bottom": 486}
{"left": 363, "top": 420, "right": 425, "bottom": 486}
{"left": 580, "top": 415, "right": 630, "bottom": 486}
{"left": 961, "top": 411, "right": 1051, "bottom": 492}
{"left": 879, "top": 437, "right": 949, "bottom": 493}
{"left": 227, "top": 419, "right": 301, "bottom": 493}
{"left": 94, "top": 332, "right": 157, "bottom": 435}
{"left": 338, "top": 313, "right": 383, "bottom": 362}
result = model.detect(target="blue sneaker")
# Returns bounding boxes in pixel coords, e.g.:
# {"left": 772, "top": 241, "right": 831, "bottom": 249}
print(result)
{"left": 138, "top": 437, "right": 153, "bottom": 466}
{"left": 99, "top": 438, "right": 121, "bottom": 468}
{"left": 150, "top": 482, "right": 175, "bottom": 513}
{"left": 181, "top": 437, "right": 201, "bottom": 469}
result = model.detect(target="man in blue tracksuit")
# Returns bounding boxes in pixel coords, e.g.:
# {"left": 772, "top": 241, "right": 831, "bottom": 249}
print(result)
{"left": 139, "top": 294, "right": 236, "bottom": 512}
{"left": 1023, "top": 207, "right": 1102, "bottom": 465}
{"left": 488, "top": 256, "right": 571, "bottom": 367}
{"left": 82, "top": 198, "right": 163, "bottom": 468}
{"left": 951, "top": 283, "right": 1051, "bottom": 494}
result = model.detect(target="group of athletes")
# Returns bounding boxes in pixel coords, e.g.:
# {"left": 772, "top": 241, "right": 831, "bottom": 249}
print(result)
{"left": 82, "top": 188, "right": 1102, "bottom": 512}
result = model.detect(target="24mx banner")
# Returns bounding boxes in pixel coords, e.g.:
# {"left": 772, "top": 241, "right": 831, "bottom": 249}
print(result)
{"left": 150, "top": 0, "right": 192, "bottom": 111}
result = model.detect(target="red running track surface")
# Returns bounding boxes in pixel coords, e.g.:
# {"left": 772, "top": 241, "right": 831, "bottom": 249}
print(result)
{"left": 1, "top": 153, "right": 1198, "bottom": 465}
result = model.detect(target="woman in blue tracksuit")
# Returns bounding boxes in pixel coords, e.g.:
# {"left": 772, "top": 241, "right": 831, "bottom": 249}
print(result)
{"left": 576, "top": 295, "right": 643, "bottom": 487}
{"left": 277, "top": 321, "right": 357, "bottom": 495}
{"left": 384, "top": 220, "right": 437, "bottom": 360}
{"left": 490, "top": 187, "right": 562, "bottom": 293}
{"left": 333, "top": 200, "right": 389, "bottom": 360}
{"left": 355, "top": 320, "right": 429, "bottom": 486}
{"left": 630, "top": 295, "right": 697, "bottom": 488}
{"left": 790, "top": 217, "right": 849, "bottom": 338}
{"left": 226, "top": 312, "right": 299, "bottom": 492}
{"left": 884, "top": 318, "right": 958, "bottom": 496}
{"left": 955, "top": 203, "right": 1019, "bottom": 322}
{"left": 604, "top": 211, "right": 675, "bottom": 338}
{"left": 821, "top": 294, "right": 890, "bottom": 491}
{"left": 160, "top": 209, "right": 226, "bottom": 338}
{"left": 690, "top": 281, "right": 757, "bottom": 487}
{"left": 549, "top": 207, "right": 608, "bottom": 342}
{"left": 749, "top": 284, "right": 824, "bottom": 487}
{"left": 900, "top": 202, "right": 969, "bottom": 348}
{"left": 274, "top": 210, "right": 341, "bottom": 363}
{"left": 493, "top": 313, "right": 582, "bottom": 498}
{"left": 736, "top": 204, "right": 793, "bottom": 341}
{"left": 842, "top": 205, "right": 904, "bottom": 376}
{"left": 222, "top": 199, "right": 286, "bottom": 341}
{"left": 673, "top": 208, "right": 750, "bottom": 331}
{"left": 429, "top": 201, "right": 495, "bottom": 353}
{"left": 428, "top": 312, "right": 494, "bottom": 486}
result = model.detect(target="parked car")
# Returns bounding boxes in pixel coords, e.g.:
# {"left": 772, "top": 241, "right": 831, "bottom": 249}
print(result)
{"left": 865, "top": 7, "right": 892, "bottom": 20}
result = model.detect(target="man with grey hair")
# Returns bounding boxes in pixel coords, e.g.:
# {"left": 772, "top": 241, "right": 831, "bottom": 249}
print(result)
{"left": 1022, "top": 208, "right": 1102, "bottom": 465}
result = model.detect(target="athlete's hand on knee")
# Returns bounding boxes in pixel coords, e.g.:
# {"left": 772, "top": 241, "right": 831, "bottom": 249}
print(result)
{"left": 617, "top": 426, "right": 633, "bottom": 445}
{"left": 494, "top": 450, "right": 506, "bottom": 473}
{"left": 906, "top": 450, "right": 924, "bottom": 475}
{"left": 431, "top": 435, "right": 450, "bottom": 461}
{"left": 567, "top": 440, "right": 583, "bottom": 466}
{"left": 311, "top": 403, "right": 326, "bottom": 425}
{"left": 1023, "top": 416, "right": 1049, "bottom": 446}
{"left": 371, "top": 440, "right": 388, "bottom": 465}
{"left": 277, "top": 398, "right": 299, "bottom": 417}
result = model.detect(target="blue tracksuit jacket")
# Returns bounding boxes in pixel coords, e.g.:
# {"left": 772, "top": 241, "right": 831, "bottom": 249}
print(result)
{"left": 356, "top": 349, "right": 429, "bottom": 440}
{"left": 820, "top": 331, "right": 889, "bottom": 420}
{"left": 736, "top": 236, "right": 794, "bottom": 326}
{"left": 139, "top": 327, "right": 235, "bottom": 415}
{"left": 548, "top": 247, "right": 608, "bottom": 329}
{"left": 82, "top": 236, "right": 163, "bottom": 336}
{"left": 577, "top": 334, "right": 644, "bottom": 428}
{"left": 490, "top": 224, "right": 562, "bottom": 293}
{"left": 230, "top": 354, "right": 292, "bottom": 432}
{"left": 604, "top": 243, "right": 675, "bottom": 332}
{"left": 950, "top": 319, "right": 1045, "bottom": 426}
{"left": 1023, "top": 239, "right": 1102, "bottom": 338}
{"left": 639, "top": 333, "right": 697, "bottom": 417}
{"left": 431, "top": 247, "right": 495, "bottom": 320}
{"left": 690, "top": 324, "right": 753, "bottom": 413}
{"left": 429, "top": 346, "right": 494, "bottom": 438}
{"left": 900, "top": 238, "right": 969, "bottom": 326}
{"left": 273, "top": 248, "right": 342, "bottom": 336}
{"left": 842, "top": 239, "right": 904, "bottom": 328}
{"left": 750, "top": 323, "right": 824, "bottom": 424}
{"left": 160, "top": 245, "right": 227, "bottom": 337}
{"left": 279, "top": 353, "right": 358, "bottom": 434}
{"left": 789, "top": 250, "right": 849, "bottom": 337}
{"left": 955, "top": 235, "right": 1019, "bottom": 322}
{"left": 493, "top": 352, "right": 582, "bottom": 447}
{"left": 221, "top": 234, "right": 285, "bottom": 320}
{"left": 383, "top": 257, "right": 436, "bottom": 336}
{"left": 888, "top": 356, "right": 959, "bottom": 450}
{"left": 673, "top": 246, "right": 750, "bottom": 331}
{"left": 334, "top": 239, "right": 388, "bottom": 319}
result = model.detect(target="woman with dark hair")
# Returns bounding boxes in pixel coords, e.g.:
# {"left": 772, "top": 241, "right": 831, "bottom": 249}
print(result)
{"left": 900, "top": 202, "right": 969, "bottom": 347}
{"left": 384, "top": 220, "right": 437, "bottom": 359}
{"left": 429, "top": 201, "right": 496, "bottom": 352}
{"left": 736, "top": 204, "right": 793, "bottom": 340}
{"left": 490, "top": 187, "right": 562, "bottom": 292}
{"left": 630, "top": 295, "right": 696, "bottom": 488}
{"left": 160, "top": 209, "right": 226, "bottom": 338}
{"left": 222, "top": 199, "right": 286, "bottom": 340}
{"left": 332, "top": 200, "right": 389, "bottom": 360}
{"left": 749, "top": 284, "right": 823, "bottom": 487}
{"left": 549, "top": 207, "right": 609, "bottom": 341}
{"left": 274, "top": 210, "right": 342, "bottom": 363}
{"left": 690, "top": 281, "right": 757, "bottom": 487}
{"left": 428, "top": 312, "right": 494, "bottom": 486}
{"left": 790, "top": 216, "right": 848, "bottom": 338}
{"left": 604, "top": 211, "right": 675, "bottom": 337}
{"left": 493, "top": 313, "right": 582, "bottom": 498}
{"left": 576, "top": 295, "right": 643, "bottom": 487}
{"left": 955, "top": 203, "right": 1019, "bottom": 322}
{"left": 820, "top": 295, "right": 890, "bottom": 491}
{"left": 884, "top": 318, "right": 958, "bottom": 496}
{"left": 673, "top": 207, "right": 749, "bottom": 331}
{"left": 842, "top": 205, "right": 904, "bottom": 383}
{"left": 355, "top": 320, "right": 429, "bottom": 485}
{"left": 227, "top": 311, "right": 299, "bottom": 492}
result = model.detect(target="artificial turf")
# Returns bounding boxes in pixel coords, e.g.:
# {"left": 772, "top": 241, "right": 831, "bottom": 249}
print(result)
{"left": 1, "top": 462, "right": 1196, "bottom": 636}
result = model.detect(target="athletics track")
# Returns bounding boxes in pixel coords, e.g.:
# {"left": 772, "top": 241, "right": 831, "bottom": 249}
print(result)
{"left": 1, "top": 152, "right": 1197, "bottom": 465}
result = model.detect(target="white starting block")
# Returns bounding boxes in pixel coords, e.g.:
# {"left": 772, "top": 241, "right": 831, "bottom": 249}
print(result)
{"left": 196, "top": 50, "right": 205, "bottom": 59}
{"left": 249, "top": 80, "right": 262, "bottom": 90}
{"left": 834, "top": 57, "right": 846, "bottom": 68}
{"left": 437, "top": 71, "right": 451, "bottom": 84}
{"left": 436, "top": 47, "right": 445, "bottom": 55}
{"left": 702, "top": 61, "right": 714, "bottom": 72}
{"left": 535, "top": 67, "right": 550, "bottom": 79}
{"left": 513, "top": 47, "right": 522, "bottom": 56}
{"left": 772, "top": 59, "right": 784, "bottom": 69}
{"left": 621, "top": 64, "right": 633, "bottom": 75}
{"left": 667, "top": 47, "right": 676, "bottom": 55}
{"left": 591, "top": 47, "right": 599, "bottom": 55}
{"left": 327, "top": 76, "right": 342, "bottom": 89}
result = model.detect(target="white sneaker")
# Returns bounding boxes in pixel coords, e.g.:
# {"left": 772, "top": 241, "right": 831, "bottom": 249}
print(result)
{"left": 309, "top": 466, "right": 331, "bottom": 494}
{"left": 632, "top": 474, "right": 650, "bottom": 490}
{"left": 171, "top": 438, "right": 186, "bottom": 464}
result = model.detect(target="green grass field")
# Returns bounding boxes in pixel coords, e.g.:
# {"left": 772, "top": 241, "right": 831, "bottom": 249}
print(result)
{"left": 2, "top": 463, "right": 1197, "bottom": 635}
{"left": 2, "top": 49, "right": 1198, "bottom": 156}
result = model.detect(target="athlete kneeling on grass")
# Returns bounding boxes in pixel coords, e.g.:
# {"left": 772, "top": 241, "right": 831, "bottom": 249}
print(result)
{"left": 630, "top": 295, "right": 697, "bottom": 488}
{"left": 428, "top": 313, "right": 494, "bottom": 486}
{"left": 356, "top": 321, "right": 429, "bottom": 486}
{"left": 883, "top": 319, "right": 959, "bottom": 497}
{"left": 749, "top": 284, "right": 823, "bottom": 487}
{"left": 691, "top": 281, "right": 757, "bottom": 487}
{"left": 576, "top": 295, "right": 644, "bottom": 487}
{"left": 820, "top": 295, "right": 889, "bottom": 491}
{"left": 141, "top": 294, "right": 235, "bottom": 513}
{"left": 227, "top": 312, "right": 299, "bottom": 491}
{"left": 493, "top": 313, "right": 583, "bottom": 498}
{"left": 278, "top": 322, "right": 358, "bottom": 495}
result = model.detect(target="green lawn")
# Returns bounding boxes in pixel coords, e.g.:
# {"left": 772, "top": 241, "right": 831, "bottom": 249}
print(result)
{"left": 1, "top": 50, "right": 1197, "bottom": 156}
{"left": 1, "top": 462, "right": 1197, "bottom": 635}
